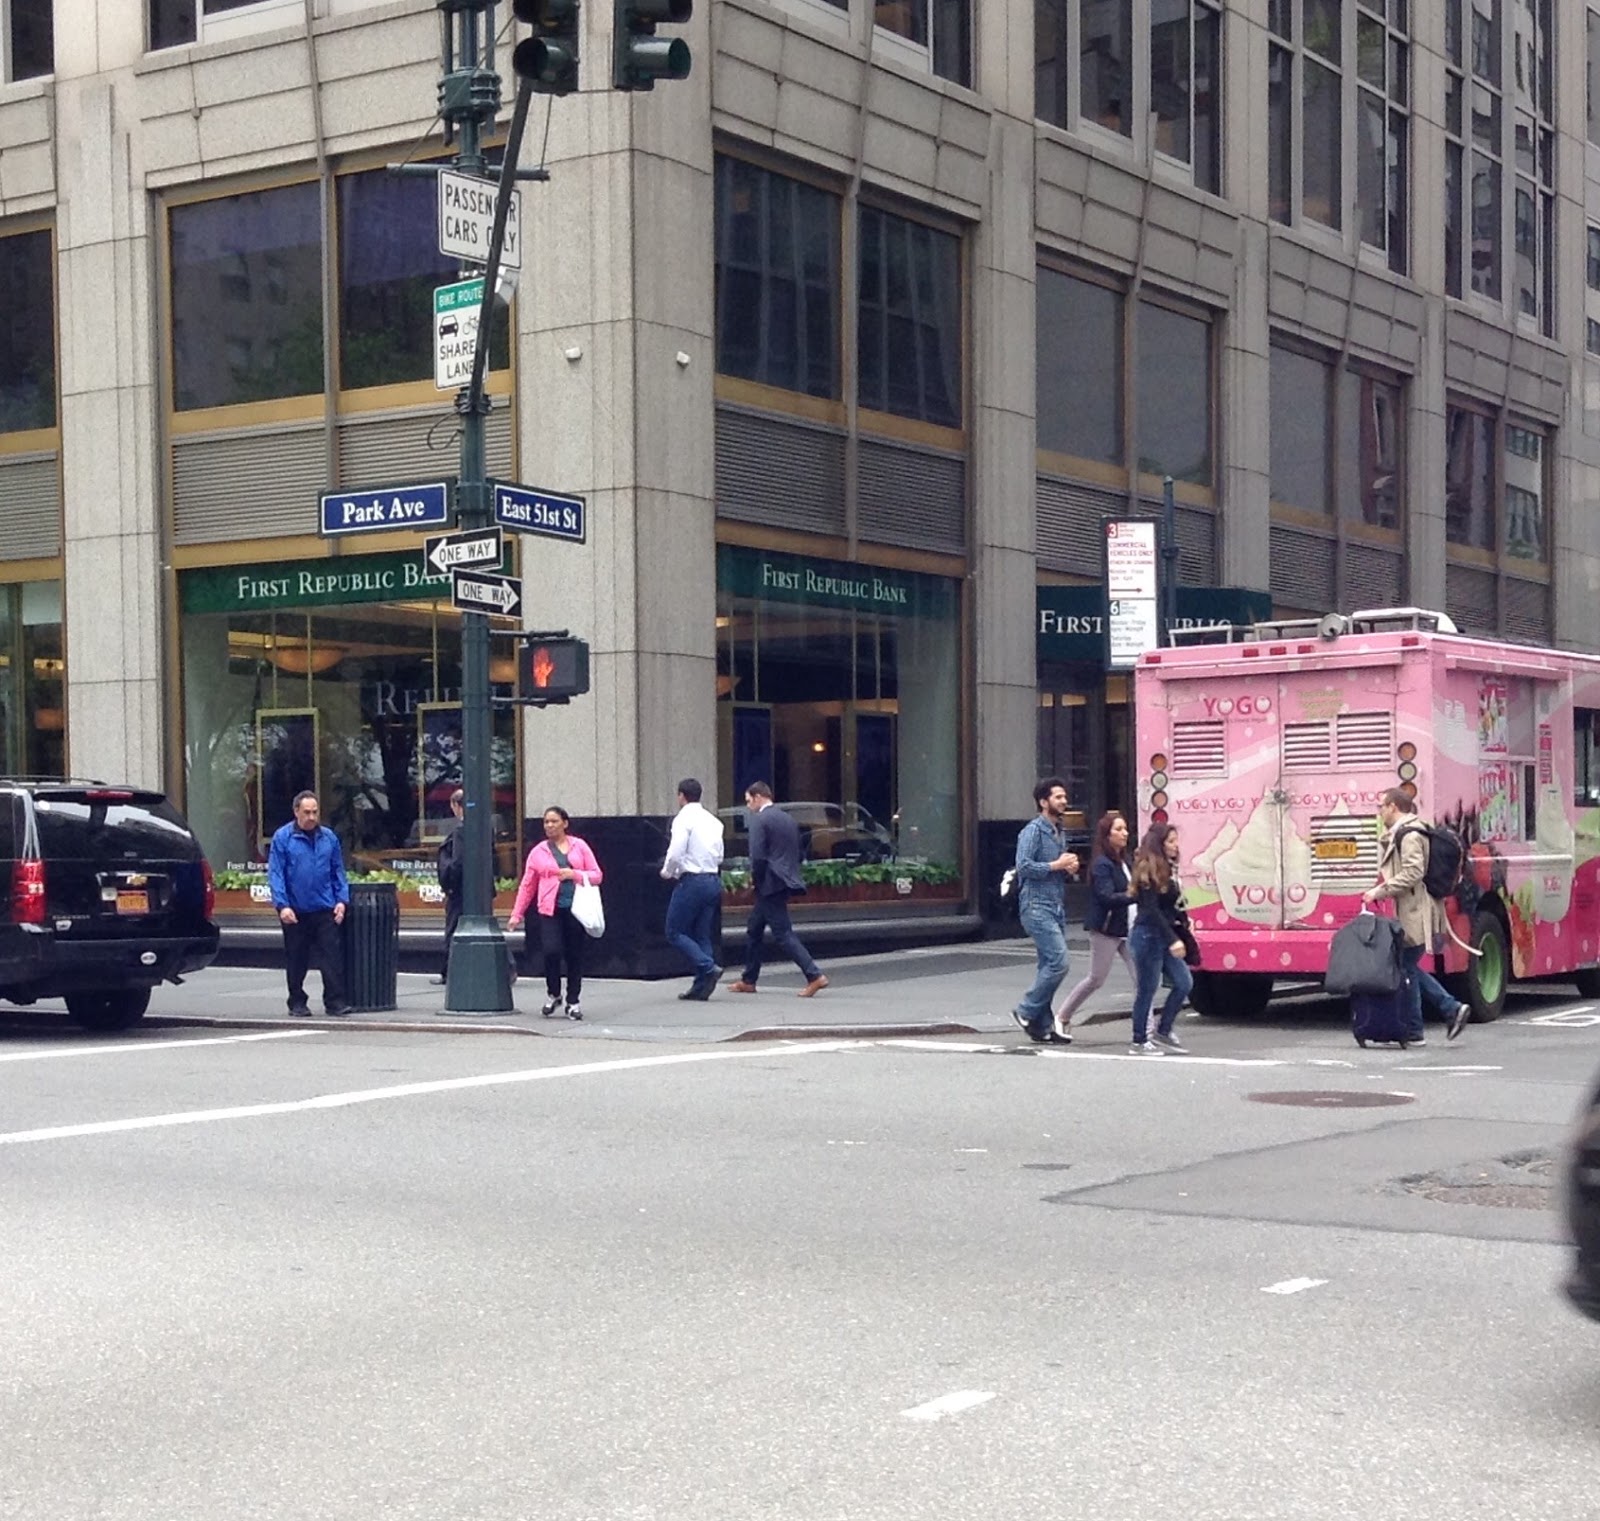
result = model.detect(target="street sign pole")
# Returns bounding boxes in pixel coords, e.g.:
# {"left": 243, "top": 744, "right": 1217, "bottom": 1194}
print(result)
{"left": 439, "top": 7, "right": 535, "bottom": 1016}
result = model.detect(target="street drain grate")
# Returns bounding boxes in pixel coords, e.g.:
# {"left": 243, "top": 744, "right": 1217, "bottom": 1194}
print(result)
{"left": 1247, "top": 1090, "right": 1416, "bottom": 1109}
{"left": 1398, "top": 1150, "right": 1555, "bottom": 1210}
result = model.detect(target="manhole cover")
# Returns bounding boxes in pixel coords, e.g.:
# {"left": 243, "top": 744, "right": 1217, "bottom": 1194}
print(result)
{"left": 1398, "top": 1150, "right": 1555, "bottom": 1210}
{"left": 1247, "top": 1090, "right": 1416, "bottom": 1108}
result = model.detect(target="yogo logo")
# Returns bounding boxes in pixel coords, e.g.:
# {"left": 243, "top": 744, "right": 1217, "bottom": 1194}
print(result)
{"left": 1203, "top": 695, "right": 1273, "bottom": 717}
{"left": 1229, "top": 882, "right": 1310, "bottom": 908}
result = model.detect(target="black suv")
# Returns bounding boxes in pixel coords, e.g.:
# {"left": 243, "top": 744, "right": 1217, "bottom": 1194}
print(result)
{"left": 0, "top": 780, "right": 220, "bottom": 1031}
{"left": 1565, "top": 1066, "right": 1600, "bottom": 1322}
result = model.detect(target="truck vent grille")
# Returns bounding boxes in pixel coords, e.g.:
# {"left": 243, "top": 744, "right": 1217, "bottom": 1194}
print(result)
{"left": 1335, "top": 711, "right": 1394, "bottom": 769}
{"left": 1171, "top": 721, "right": 1226, "bottom": 777}
{"left": 1283, "top": 722, "right": 1333, "bottom": 771}
{"left": 1308, "top": 813, "right": 1380, "bottom": 885}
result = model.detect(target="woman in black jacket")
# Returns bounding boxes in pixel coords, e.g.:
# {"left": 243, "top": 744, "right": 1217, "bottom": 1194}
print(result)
{"left": 1126, "top": 822, "right": 1194, "bottom": 1054}
{"left": 1054, "top": 810, "right": 1137, "bottom": 1040}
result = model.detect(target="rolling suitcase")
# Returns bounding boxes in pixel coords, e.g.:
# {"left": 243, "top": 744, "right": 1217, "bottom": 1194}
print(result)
{"left": 1351, "top": 977, "right": 1413, "bottom": 1048}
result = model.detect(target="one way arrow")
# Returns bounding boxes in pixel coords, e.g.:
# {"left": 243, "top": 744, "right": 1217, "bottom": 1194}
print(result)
{"left": 425, "top": 527, "right": 503, "bottom": 576}
{"left": 450, "top": 568, "right": 523, "bottom": 619}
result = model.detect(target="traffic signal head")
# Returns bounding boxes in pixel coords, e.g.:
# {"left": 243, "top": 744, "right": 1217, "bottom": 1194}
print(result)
{"left": 512, "top": 0, "right": 580, "bottom": 96}
{"left": 612, "top": 0, "right": 691, "bottom": 91}
{"left": 518, "top": 636, "right": 591, "bottom": 702}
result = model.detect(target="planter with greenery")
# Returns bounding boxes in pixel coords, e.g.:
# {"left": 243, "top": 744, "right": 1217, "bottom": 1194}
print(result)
{"left": 720, "top": 860, "right": 961, "bottom": 906}
{"left": 210, "top": 870, "right": 519, "bottom": 918}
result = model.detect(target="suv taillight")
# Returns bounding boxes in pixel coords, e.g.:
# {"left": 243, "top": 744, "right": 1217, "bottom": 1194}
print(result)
{"left": 201, "top": 859, "right": 216, "bottom": 921}
{"left": 12, "top": 859, "right": 45, "bottom": 925}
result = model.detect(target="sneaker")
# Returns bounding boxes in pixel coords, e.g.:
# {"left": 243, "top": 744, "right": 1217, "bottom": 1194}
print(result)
{"left": 540, "top": 997, "right": 562, "bottom": 1019}
{"left": 1447, "top": 1002, "right": 1470, "bottom": 1041}
{"left": 1152, "top": 1031, "right": 1187, "bottom": 1053}
{"left": 1128, "top": 1040, "right": 1163, "bottom": 1055}
{"left": 1010, "top": 1009, "right": 1032, "bottom": 1035}
{"left": 324, "top": 1004, "right": 350, "bottom": 1018}
{"left": 1038, "top": 1029, "right": 1072, "bottom": 1045}
{"left": 565, "top": 1001, "right": 583, "bottom": 1021}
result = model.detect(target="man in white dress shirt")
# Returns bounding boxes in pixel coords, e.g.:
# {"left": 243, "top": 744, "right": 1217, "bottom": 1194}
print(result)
{"left": 660, "top": 777, "right": 725, "bottom": 1000}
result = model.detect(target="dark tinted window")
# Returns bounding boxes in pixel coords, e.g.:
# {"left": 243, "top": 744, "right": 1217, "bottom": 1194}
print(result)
{"left": 0, "top": 230, "right": 56, "bottom": 432}
{"left": 0, "top": 791, "right": 16, "bottom": 858}
{"left": 10, "top": 0, "right": 52, "bottom": 80}
{"left": 33, "top": 795, "right": 200, "bottom": 861}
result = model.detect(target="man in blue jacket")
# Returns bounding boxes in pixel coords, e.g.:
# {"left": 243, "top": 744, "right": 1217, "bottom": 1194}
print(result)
{"left": 1011, "top": 776, "right": 1080, "bottom": 1043}
{"left": 727, "top": 782, "right": 828, "bottom": 997}
{"left": 268, "top": 790, "right": 350, "bottom": 1017}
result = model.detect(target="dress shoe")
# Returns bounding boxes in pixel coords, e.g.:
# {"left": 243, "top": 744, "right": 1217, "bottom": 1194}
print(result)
{"left": 798, "top": 974, "right": 829, "bottom": 998}
{"left": 324, "top": 1003, "right": 350, "bottom": 1018}
{"left": 728, "top": 980, "right": 758, "bottom": 994}
{"left": 677, "top": 978, "right": 714, "bottom": 1002}
{"left": 287, "top": 1004, "right": 312, "bottom": 1018}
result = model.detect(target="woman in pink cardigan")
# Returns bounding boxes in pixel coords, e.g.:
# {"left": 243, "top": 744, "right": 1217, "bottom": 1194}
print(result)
{"left": 507, "top": 806, "right": 603, "bottom": 1020}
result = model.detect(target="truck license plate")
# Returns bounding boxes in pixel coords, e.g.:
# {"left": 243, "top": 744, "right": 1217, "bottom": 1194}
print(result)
{"left": 1313, "top": 839, "right": 1359, "bottom": 861}
{"left": 115, "top": 890, "right": 148, "bottom": 915}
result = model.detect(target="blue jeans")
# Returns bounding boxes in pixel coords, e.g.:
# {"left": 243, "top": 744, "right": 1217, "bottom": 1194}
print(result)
{"left": 1015, "top": 905, "right": 1069, "bottom": 1034}
{"left": 665, "top": 872, "right": 721, "bottom": 981}
{"left": 1129, "top": 921, "right": 1193, "bottom": 1042}
{"left": 1402, "top": 943, "right": 1458, "bottom": 1041}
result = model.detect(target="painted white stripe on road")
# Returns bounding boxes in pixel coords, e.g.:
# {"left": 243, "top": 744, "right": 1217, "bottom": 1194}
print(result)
{"left": 0, "top": 1030, "right": 323, "bottom": 1063}
{"left": 1393, "top": 1064, "right": 1502, "bottom": 1073}
{"left": 878, "top": 1040, "right": 1005, "bottom": 1053}
{"left": 0, "top": 1041, "right": 863, "bottom": 1147}
{"left": 902, "top": 1390, "right": 996, "bottom": 1421}
{"left": 1262, "top": 1278, "right": 1328, "bottom": 1295}
{"left": 1040, "top": 1050, "right": 1287, "bottom": 1068}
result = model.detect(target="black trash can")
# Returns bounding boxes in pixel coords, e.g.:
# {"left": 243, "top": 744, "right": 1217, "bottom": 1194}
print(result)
{"left": 343, "top": 881, "right": 399, "bottom": 1012}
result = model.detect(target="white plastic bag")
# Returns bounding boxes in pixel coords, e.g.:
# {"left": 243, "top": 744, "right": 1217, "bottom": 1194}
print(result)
{"left": 571, "top": 880, "right": 606, "bottom": 938}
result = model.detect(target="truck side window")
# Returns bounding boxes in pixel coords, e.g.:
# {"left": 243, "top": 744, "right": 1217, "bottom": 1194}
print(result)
{"left": 1577, "top": 709, "right": 1600, "bottom": 807}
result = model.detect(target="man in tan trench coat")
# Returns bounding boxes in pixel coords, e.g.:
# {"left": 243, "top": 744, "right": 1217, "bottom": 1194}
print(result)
{"left": 1361, "top": 788, "right": 1472, "bottom": 1045}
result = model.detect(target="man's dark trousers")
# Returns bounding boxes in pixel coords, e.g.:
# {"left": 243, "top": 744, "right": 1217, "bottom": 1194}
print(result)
{"left": 283, "top": 909, "right": 346, "bottom": 1011}
{"left": 742, "top": 892, "right": 821, "bottom": 983}
{"left": 442, "top": 895, "right": 462, "bottom": 977}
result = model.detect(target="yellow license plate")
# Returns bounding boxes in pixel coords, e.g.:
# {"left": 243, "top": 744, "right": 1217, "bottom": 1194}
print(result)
{"left": 1313, "top": 839, "right": 1360, "bottom": 861}
{"left": 114, "top": 890, "right": 149, "bottom": 915}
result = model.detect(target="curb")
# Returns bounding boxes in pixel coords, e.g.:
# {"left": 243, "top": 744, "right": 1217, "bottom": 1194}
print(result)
{"left": 140, "top": 1015, "right": 985, "bottom": 1042}
{"left": 725, "top": 1022, "right": 980, "bottom": 1042}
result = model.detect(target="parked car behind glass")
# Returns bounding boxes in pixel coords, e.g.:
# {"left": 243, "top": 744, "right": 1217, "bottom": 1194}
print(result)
{"left": 719, "top": 801, "right": 894, "bottom": 864}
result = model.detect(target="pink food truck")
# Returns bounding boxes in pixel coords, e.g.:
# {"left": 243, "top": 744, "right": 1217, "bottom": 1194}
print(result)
{"left": 1133, "top": 607, "right": 1600, "bottom": 1023}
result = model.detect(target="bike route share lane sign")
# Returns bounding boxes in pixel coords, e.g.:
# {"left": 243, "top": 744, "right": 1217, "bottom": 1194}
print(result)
{"left": 493, "top": 481, "right": 587, "bottom": 543}
{"left": 451, "top": 568, "right": 523, "bottom": 619}
{"left": 320, "top": 481, "right": 452, "bottom": 537}
{"left": 437, "top": 169, "right": 522, "bottom": 271}
{"left": 425, "top": 527, "right": 504, "bottom": 576}
{"left": 435, "top": 277, "right": 484, "bottom": 390}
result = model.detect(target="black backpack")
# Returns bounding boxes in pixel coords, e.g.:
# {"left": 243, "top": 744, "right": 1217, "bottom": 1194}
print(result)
{"left": 1401, "top": 821, "right": 1465, "bottom": 901}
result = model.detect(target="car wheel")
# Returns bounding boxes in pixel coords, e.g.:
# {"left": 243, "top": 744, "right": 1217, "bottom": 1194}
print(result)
{"left": 66, "top": 986, "right": 152, "bottom": 1033}
{"left": 1188, "top": 971, "right": 1273, "bottom": 1019}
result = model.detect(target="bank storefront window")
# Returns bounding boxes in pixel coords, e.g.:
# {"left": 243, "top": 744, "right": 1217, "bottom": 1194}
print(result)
{"left": 716, "top": 545, "right": 960, "bottom": 896}
{"left": 180, "top": 551, "right": 519, "bottom": 891}
{"left": 0, "top": 580, "right": 64, "bottom": 776}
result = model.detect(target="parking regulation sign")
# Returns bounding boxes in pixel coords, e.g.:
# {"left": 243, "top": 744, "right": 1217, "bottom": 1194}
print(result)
{"left": 435, "top": 277, "right": 484, "bottom": 390}
{"left": 437, "top": 169, "right": 522, "bottom": 270}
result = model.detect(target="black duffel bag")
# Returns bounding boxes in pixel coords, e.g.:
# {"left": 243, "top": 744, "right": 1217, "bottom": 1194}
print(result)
{"left": 1324, "top": 911, "right": 1408, "bottom": 997}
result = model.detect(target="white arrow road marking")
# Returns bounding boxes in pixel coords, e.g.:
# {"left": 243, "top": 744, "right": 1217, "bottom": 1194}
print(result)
{"left": 0, "top": 1042, "right": 863, "bottom": 1147}
{"left": 1262, "top": 1278, "right": 1328, "bottom": 1295}
{"left": 902, "top": 1390, "right": 996, "bottom": 1422}
{"left": 0, "top": 1030, "right": 323, "bottom": 1063}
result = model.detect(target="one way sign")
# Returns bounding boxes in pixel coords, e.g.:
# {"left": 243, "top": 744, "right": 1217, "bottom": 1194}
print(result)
{"left": 450, "top": 568, "right": 523, "bottom": 619}
{"left": 425, "top": 527, "right": 502, "bottom": 576}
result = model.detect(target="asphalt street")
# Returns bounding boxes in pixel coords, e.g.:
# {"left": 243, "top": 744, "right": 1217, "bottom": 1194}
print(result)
{"left": 2, "top": 957, "right": 1599, "bottom": 1520}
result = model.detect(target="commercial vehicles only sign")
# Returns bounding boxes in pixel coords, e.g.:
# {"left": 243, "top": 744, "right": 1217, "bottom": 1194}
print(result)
{"left": 1104, "top": 517, "right": 1160, "bottom": 669}
{"left": 437, "top": 169, "right": 521, "bottom": 270}
{"left": 435, "top": 277, "right": 484, "bottom": 390}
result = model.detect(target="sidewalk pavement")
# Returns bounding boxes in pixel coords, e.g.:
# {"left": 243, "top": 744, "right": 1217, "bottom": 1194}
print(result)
{"left": 34, "top": 934, "right": 1151, "bottom": 1046}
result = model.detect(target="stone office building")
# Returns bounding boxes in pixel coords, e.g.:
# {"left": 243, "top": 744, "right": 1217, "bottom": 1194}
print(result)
{"left": 2, "top": 0, "right": 1599, "bottom": 963}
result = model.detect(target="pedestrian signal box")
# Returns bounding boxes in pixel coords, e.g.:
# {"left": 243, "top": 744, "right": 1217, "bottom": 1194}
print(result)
{"left": 518, "top": 635, "right": 590, "bottom": 703}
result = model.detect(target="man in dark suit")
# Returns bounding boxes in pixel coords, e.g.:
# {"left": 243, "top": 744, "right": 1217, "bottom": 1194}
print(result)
{"left": 727, "top": 781, "right": 828, "bottom": 998}
{"left": 431, "top": 789, "right": 465, "bottom": 985}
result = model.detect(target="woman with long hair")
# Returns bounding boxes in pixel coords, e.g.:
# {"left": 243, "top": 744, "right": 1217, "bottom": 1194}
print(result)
{"left": 507, "top": 806, "right": 603, "bottom": 1021}
{"left": 1126, "top": 822, "right": 1193, "bottom": 1054}
{"left": 1053, "top": 810, "right": 1137, "bottom": 1040}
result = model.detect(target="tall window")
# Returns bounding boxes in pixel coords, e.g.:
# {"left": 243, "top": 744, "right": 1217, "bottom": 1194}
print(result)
{"left": 6, "top": 0, "right": 51, "bottom": 80}
{"left": 1269, "top": 0, "right": 1409, "bottom": 274}
{"left": 1270, "top": 337, "right": 1404, "bottom": 530}
{"left": 1036, "top": 266, "right": 1215, "bottom": 493}
{"left": 713, "top": 158, "right": 841, "bottom": 401}
{"left": 0, "top": 229, "right": 55, "bottom": 434}
{"left": 857, "top": 208, "right": 961, "bottom": 428}
{"left": 1445, "top": 404, "right": 1496, "bottom": 551}
{"left": 1035, "top": 1, "right": 1221, "bottom": 194}
{"left": 1446, "top": 401, "right": 1548, "bottom": 564}
{"left": 1444, "top": 0, "right": 1553, "bottom": 333}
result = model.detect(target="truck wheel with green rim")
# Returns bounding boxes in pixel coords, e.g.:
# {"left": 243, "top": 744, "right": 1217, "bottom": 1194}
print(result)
{"left": 1188, "top": 971, "right": 1273, "bottom": 1019}
{"left": 1446, "top": 910, "right": 1507, "bottom": 1024}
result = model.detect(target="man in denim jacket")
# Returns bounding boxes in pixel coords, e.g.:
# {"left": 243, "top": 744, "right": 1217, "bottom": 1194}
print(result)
{"left": 1011, "top": 777, "right": 1080, "bottom": 1043}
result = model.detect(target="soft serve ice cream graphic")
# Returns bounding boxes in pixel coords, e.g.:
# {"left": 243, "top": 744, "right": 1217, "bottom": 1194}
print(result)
{"left": 1212, "top": 793, "right": 1319, "bottom": 925}
{"left": 1189, "top": 819, "right": 1239, "bottom": 889}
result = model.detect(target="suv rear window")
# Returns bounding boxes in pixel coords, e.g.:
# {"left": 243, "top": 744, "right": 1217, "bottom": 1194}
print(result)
{"left": 32, "top": 794, "right": 201, "bottom": 862}
{"left": 0, "top": 791, "right": 15, "bottom": 858}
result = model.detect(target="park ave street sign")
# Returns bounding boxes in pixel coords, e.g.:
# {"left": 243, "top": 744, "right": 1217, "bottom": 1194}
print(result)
{"left": 424, "top": 526, "right": 503, "bottom": 576}
{"left": 437, "top": 168, "right": 522, "bottom": 270}
{"left": 320, "top": 480, "right": 452, "bottom": 537}
{"left": 451, "top": 567, "right": 522, "bottom": 619}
